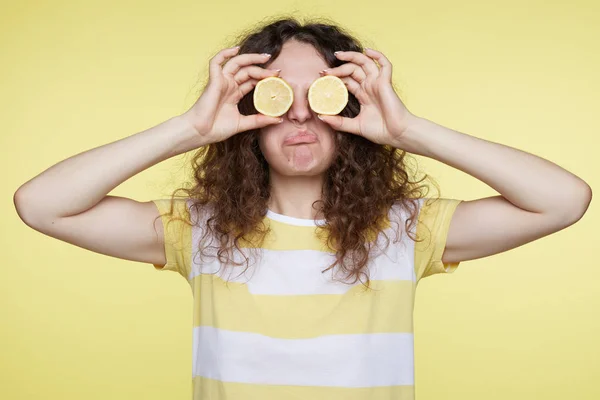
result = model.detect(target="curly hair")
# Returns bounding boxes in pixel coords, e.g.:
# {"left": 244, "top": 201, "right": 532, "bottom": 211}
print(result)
{"left": 155, "top": 15, "right": 440, "bottom": 289}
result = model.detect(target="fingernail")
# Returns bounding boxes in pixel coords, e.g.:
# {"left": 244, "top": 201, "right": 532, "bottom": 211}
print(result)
{"left": 278, "top": 118, "right": 283, "bottom": 123}
{"left": 334, "top": 51, "right": 341, "bottom": 55}
{"left": 262, "top": 53, "right": 272, "bottom": 57}
{"left": 317, "top": 114, "right": 323, "bottom": 120}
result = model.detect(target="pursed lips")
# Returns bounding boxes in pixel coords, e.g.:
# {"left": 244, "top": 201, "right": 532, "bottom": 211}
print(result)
{"left": 283, "top": 129, "right": 319, "bottom": 145}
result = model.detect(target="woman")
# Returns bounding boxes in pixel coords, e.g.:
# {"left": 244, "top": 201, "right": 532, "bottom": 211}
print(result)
{"left": 14, "top": 17, "right": 591, "bottom": 400}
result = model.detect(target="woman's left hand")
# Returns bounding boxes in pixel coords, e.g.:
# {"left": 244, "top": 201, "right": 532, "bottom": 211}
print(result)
{"left": 317, "top": 48, "right": 416, "bottom": 146}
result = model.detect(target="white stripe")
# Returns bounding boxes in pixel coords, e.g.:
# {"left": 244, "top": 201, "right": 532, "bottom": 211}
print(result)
{"left": 189, "top": 245, "right": 416, "bottom": 294}
{"left": 186, "top": 202, "right": 419, "bottom": 285}
{"left": 188, "top": 229, "right": 417, "bottom": 295}
{"left": 266, "top": 208, "right": 327, "bottom": 226}
{"left": 192, "top": 326, "right": 414, "bottom": 387}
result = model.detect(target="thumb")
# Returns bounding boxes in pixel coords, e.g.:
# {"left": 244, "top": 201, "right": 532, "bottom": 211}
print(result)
{"left": 239, "top": 114, "right": 282, "bottom": 131}
{"left": 317, "top": 114, "right": 359, "bottom": 134}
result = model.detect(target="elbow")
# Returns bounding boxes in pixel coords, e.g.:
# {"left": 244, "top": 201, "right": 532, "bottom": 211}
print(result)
{"left": 14, "top": 187, "right": 44, "bottom": 229}
{"left": 14, "top": 187, "right": 27, "bottom": 218}
{"left": 14, "top": 187, "right": 32, "bottom": 226}
{"left": 562, "top": 182, "right": 592, "bottom": 225}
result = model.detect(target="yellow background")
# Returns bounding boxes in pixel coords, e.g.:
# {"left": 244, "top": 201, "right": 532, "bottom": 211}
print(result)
{"left": 2, "top": 0, "right": 598, "bottom": 399}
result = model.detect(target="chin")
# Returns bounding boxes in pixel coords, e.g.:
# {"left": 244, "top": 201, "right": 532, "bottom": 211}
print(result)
{"left": 274, "top": 156, "right": 333, "bottom": 176}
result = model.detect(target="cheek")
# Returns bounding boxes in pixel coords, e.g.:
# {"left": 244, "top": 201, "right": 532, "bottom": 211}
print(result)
{"left": 258, "top": 134, "right": 265, "bottom": 155}
{"left": 322, "top": 131, "right": 337, "bottom": 153}
{"left": 258, "top": 130, "right": 275, "bottom": 157}
{"left": 258, "top": 126, "right": 279, "bottom": 153}
{"left": 258, "top": 134, "right": 279, "bottom": 162}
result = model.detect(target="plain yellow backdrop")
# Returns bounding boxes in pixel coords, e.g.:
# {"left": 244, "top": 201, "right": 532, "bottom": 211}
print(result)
{"left": 2, "top": 0, "right": 598, "bottom": 399}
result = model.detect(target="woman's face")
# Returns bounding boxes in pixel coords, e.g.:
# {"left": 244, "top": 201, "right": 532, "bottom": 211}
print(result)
{"left": 258, "top": 40, "right": 337, "bottom": 177}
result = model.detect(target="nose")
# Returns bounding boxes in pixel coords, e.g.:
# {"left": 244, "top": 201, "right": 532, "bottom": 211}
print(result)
{"left": 285, "top": 88, "right": 312, "bottom": 124}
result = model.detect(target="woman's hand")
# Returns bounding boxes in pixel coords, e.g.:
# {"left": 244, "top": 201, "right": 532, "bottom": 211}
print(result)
{"left": 316, "top": 48, "right": 417, "bottom": 146}
{"left": 180, "top": 46, "right": 282, "bottom": 144}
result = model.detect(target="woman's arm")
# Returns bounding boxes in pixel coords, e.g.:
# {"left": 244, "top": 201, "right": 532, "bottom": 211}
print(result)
{"left": 394, "top": 116, "right": 592, "bottom": 264}
{"left": 396, "top": 116, "right": 591, "bottom": 217}
{"left": 315, "top": 47, "right": 591, "bottom": 264}
{"left": 13, "top": 46, "right": 283, "bottom": 267}
{"left": 14, "top": 115, "right": 203, "bottom": 222}
{"left": 13, "top": 116, "right": 206, "bottom": 266}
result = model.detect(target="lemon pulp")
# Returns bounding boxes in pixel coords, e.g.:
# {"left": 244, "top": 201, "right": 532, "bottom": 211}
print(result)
{"left": 253, "top": 77, "right": 294, "bottom": 117}
{"left": 308, "top": 75, "right": 348, "bottom": 115}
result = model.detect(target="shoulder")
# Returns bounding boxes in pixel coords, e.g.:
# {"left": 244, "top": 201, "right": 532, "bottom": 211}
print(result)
{"left": 152, "top": 198, "right": 212, "bottom": 227}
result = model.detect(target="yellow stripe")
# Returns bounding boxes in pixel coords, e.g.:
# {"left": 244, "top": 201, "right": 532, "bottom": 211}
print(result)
{"left": 193, "top": 376, "right": 414, "bottom": 400}
{"left": 152, "top": 199, "right": 193, "bottom": 280}
{"left": 414, "top": 197, "right": 463, "bottom": 281}
{"left": 192, "top": 274, "right": 415, "bottom": 338}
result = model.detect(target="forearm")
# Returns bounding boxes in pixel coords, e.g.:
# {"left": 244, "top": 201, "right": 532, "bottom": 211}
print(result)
{"left": 15, "top": 115, "right": 205, "bottom": 219}
{"left": 394, "top": 115, "right": 591, "bottom": 216}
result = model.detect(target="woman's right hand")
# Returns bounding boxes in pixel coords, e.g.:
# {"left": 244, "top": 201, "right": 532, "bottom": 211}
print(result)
{"left": 180, "top": 46, "right": 282, "bottom": 144}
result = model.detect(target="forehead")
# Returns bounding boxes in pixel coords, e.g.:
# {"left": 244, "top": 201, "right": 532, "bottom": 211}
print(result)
{"left": 268, "top": 40, "right": 328, "bottom": 87}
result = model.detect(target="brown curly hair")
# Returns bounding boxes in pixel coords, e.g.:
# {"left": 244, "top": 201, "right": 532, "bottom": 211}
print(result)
{"left": 155, "top": 15, "right": 440, "bottom": 289}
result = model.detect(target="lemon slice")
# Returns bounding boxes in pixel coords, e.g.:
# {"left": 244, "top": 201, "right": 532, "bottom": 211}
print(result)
{"left": 308, "top": 75, "right": 348, "bottom": 115}
{"left": 253, "top": 76, "right": 294, "bottom": 117}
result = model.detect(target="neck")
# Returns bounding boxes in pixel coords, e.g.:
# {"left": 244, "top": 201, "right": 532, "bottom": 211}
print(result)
{"left": 267, "top": 170, "right": 325, "bottom": 220}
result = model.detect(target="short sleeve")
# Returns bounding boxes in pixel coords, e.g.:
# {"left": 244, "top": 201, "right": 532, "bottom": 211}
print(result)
{"left": 151, "top": 198, "right": 192, "bottom": 280}
{"left": 414, "top": 197, "right": 463, "bottom": 282}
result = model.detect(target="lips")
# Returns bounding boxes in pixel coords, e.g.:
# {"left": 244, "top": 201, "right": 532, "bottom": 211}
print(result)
{"left": 283, "top": 130, "right": 318, "bottom": 145}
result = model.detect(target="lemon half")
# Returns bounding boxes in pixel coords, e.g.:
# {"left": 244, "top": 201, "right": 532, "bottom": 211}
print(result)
{"left": 253, "top": 76, "right": 294, "bottom": 117}
{"left": 308, "top": 75, "right": 348, "bottom": 115}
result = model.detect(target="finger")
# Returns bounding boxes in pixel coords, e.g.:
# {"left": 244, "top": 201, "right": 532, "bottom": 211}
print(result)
{"left": 317, "top": 114, "right": 362, "bottom": 136}
{"left": 233, "top": 66, "right": 280, "bottom": 85}
{"left": 339, "top": 76, "right": 369, "bottom": 105}
{"left": 239, "top": 113, "right": 282, "bottom": 132}
{"left": 321, "top": 63, "right": 366, "bottom": 84}
{"left": 238, "top": 78, "right": 259, "bottom": 97}
{"left": 209, "top": 46, "right": 241, "bottom": 81}
{"left": 222, "top": 53, "right": 273, "bottom": 77}
{"left": 334, "top": 50, "right": 379, "bottom": 79}
{"left": 364, "top": 48, "right": 392, "bottom": 81}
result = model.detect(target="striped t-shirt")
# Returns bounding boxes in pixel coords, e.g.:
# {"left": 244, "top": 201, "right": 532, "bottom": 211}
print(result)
{"left": 152, "top": 196, "right": 462, "bottom": 400}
